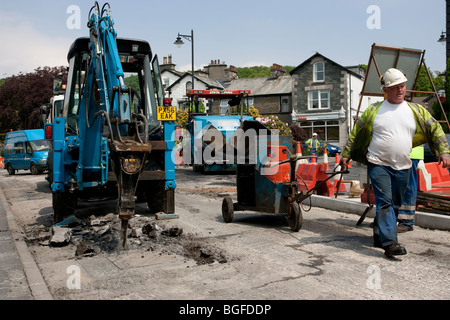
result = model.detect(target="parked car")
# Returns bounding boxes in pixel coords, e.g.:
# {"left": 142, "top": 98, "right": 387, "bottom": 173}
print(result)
{"left": 302, "top": 140, "right": 341, "bottom": 157}
{"left": 423, "top": 133, "right": 450, "bottom": 163}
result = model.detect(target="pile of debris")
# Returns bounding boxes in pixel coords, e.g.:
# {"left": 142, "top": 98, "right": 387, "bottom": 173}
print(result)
{"left": 43, "top": 213, "right": 227, "bottom": 265}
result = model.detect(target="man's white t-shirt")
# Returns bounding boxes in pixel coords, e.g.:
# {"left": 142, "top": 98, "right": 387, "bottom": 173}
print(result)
{"left": 366, "top": 100, "right": 416, "bottom": 170}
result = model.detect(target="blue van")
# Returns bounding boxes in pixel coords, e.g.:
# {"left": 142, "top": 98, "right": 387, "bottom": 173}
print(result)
{"left": 4, "top": 129, "right": 50, "bottom": 175}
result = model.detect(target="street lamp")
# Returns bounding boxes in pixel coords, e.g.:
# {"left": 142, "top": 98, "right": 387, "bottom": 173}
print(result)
{"left": 438, "top": 31, "right": 446, "bottom": 43}
{"left": 174, "top": 30, "right": 194, "bottom": 90}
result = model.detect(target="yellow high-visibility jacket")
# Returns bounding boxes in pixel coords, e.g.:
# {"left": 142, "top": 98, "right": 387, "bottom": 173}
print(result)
{"left": 343, "top": 102, "right": 450, "bottom": 165}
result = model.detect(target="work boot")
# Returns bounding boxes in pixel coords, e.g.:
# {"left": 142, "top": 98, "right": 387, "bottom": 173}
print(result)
{"left": 383, "top": 243, "right": 407, "bottom": 257}
{"left": 397, "top": 225, "right": 413, "bottom": 233}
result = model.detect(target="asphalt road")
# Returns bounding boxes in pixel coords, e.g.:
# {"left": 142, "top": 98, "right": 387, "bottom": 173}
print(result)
{"left": 0, "top": 166, "right": 449, "bottom": 305}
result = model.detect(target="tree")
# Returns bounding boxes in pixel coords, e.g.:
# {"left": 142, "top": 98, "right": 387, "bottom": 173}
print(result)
{"left": 431, "top": 58, "right": 450, "bottom": 132}
{"left": 0, "top": 66, "right": 67, "bottom": 133}
{"left": 236, "top": 65, "right": 295, "bottom": 78}
{"left": 414, "top": 65, "right": 444, "bottom": 96}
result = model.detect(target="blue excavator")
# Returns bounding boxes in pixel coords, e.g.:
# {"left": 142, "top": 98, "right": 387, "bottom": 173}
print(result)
{"left": 45, "top": 2, "right": 177, "bottom": 246}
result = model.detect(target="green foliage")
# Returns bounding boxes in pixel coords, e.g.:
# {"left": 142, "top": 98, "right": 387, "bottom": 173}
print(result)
{"left": 248, "top": 105, "right": 261, "bottom": 119}
{"left": 236, "top": 65, "right": 295, "bottom": 78}
{"left": 124, "top": 75, "right": 140, "bottom": 92}
{"left": 431, "top": 58, "right": 450, "bottom": 132}
{"left": 288, "top": 123, "right": 307, "bottom": 141}
{"left": 0, "top": 66, "right": 67, "bottom": 132}
{"left": 415, "top": 65, "right": 443, "bottom": 97}
{"left": 175, "top": 108, "right": 189, "bottom": 128}
{"left": 236, "top": 66, "right": 270, "bottom": 78}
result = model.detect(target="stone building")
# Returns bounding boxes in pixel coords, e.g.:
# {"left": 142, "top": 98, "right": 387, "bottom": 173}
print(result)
{"left": 290, "top": 52, "right": 376, "bottom": 147}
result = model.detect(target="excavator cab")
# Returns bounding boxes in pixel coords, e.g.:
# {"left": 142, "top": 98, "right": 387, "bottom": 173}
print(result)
{"left": 64, "top": 37, "right": 162, "bottom": 137}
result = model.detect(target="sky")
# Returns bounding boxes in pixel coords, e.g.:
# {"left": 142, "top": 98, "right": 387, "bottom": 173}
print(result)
{"left": 0, "top": 0, "right": 447, "bottom": 78}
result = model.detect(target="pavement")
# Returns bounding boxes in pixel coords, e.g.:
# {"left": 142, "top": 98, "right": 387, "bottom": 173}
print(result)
{"left": 0, "top": 187, "right": 52, "bottom": 300}
{"left": 0, "top": 191, "right": 33, "bottom": 299}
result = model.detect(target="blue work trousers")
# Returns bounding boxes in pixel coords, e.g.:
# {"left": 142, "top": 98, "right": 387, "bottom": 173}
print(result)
{"left": 398, "top": 159, "right": 419, "bottom": 228}
{"left": 368, "top": 163, "right": 411, "bottom": 247}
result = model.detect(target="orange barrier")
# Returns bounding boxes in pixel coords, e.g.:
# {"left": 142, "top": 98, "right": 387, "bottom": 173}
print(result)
{"left": 421, "top": 162, "right": 450, "bottom": 191}
{"left": 361, "top": 186, "right": 375, "bottom": 204}
{"left": 296, "top": 162, "right": 335, "bottom": 197}
{"left": 427, "top": 162, "right": 450, "bottom": 185}
{"left": 265, "top": 145, "right": 291, "bottom": 183}
{"left": 333, "top": 178, "right": 348, "bottom": 194}
{"left": 0, "top": 157, "right": 4, "bottom": 169}
{"left": 417, "top": 162, "right": 450, "bottom": 209}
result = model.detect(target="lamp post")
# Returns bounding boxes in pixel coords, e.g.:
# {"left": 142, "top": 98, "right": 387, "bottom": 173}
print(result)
{"left": 174, "top": 30, "right": 194, "bottom": 90}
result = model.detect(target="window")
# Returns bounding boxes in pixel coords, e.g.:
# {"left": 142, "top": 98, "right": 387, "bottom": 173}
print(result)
{"left": 308, "top": 90, "right": 330, "bottom": 109}
{"left": 313, "top": 62, "right": 324, "bottom": 82}
{"left": 163, "top": 78, "right": 169, "bottom": 88}
{"left": 245, "top": 97, "right": 254, "bottom": 108}
{"left": 220, "top": 99, "right": 229, "bottom": 115}
{"left": 298, "top": 120, "right": 339, "bottom": 141}
{"left": 65, "top": 43, "right": 163, "bottom": 134}
{"left": 280, "top": 96, "right": 290, "bottom": 113}
{"left": 14, "top": 142, "right": 24, "bottom": 154}
{"left": 186, "top": 81, "right": 193, "bottom": 91}
{"left": 5, "top": 143, "right": 13, "bottom": 155}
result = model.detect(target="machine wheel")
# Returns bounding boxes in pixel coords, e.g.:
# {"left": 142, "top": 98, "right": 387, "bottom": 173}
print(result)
{"left": 52, "top": 191, "right": 77, "bottom": 223}
{"left": 30, "top": 163, "right": 39, "bottom": 175}
{"left": 6, "top": 163, "right": 15, "bottom": 176}
{"left": 287, "top": 202, "right": 303, "bottom": 232}
{"left": 222, "top": 197, "right": 234, "bottom": 223}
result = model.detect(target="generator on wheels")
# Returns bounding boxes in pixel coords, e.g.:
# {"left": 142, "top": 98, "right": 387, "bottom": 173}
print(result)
{"left": 221, "top": 120, "right": 347, "bottom": 231}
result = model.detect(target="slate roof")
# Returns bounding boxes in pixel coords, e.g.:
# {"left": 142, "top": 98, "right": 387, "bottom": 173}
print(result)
{"left": 166, "top": 72, "right": 223, "bottom": 91}
{"left": 225, "top": 75, "right": 292, "bottom": 96}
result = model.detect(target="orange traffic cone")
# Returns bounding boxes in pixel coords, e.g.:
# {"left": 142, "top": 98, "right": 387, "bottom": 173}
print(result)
{"left": 334, "top": 153, "right": 340, "bottom": 170}
{"left": 311, "top": 153, "right": 317, "bottom": 163}
{"left": 323, "top": 149, "right": 329, "bottom": 171}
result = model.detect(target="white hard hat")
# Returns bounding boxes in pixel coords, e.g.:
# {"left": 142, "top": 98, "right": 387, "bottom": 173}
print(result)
{"left": 381, "top": 68, "right": 407, "bottom": 88}
{"left": 312, "top": 133, "right": 318, "bottom": 136}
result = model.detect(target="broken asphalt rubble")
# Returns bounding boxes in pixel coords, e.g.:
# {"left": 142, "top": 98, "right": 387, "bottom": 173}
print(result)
{"left": 41, "top": 213, "right": 226, "bottom": 264}
{"left": 48, "top": 213, "right": 183, "bottom": 253}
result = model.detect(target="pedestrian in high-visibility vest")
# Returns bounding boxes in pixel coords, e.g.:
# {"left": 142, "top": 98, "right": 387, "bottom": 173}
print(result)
{"left": 190, "top": 95, "right": 205, "bottom": 114}
{"left": 305, "top": 133, "right": 319, "bottom": 156}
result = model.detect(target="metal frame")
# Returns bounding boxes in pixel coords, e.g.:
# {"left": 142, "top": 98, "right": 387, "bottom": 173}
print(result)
{"left": 355, "top": 43, "right": 449, "bottom": 129}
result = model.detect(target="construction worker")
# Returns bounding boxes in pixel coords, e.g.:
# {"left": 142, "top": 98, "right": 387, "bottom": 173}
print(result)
{"left": 340, "top": 68, "right": 450, "bottom": 258}
{"left": 190, "top": 95, "right": 205, "bottom": 114}
{"left": 397, "top": 146, "right": 423, "bottom": 232}
{"left": 305, "top": 133, "right": 320, "bottom": 156}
